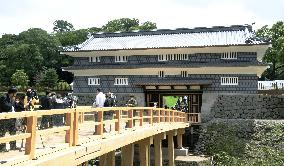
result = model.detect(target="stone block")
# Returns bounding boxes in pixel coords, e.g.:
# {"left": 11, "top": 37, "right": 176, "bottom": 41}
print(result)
{"left": 174, "top": 147, "right": 189, "bottom": 156}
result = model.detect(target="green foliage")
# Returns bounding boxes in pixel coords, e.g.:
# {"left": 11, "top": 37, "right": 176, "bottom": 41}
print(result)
{"left": 54, "top": 80, "right": 71, "bottom": 91}
{"left": 39, "top": 68, "right": 59, "bottom": 89}
{"left": 11, "top": 70, "right": 29, "bottom": 88}
{"left": 139, "top": 21, "right": 157, "bottom": 30}
{"left": 256, "top": 21, "right": 284, "bottom": 80}
{"left": 163, "top": 96, "right": 179, "bottom": 107}
{"left": 102, "top": 18, "right": 156, "bottom": 32}
{"left": 102, "top": 18, "right": 139, "bottom": 32}
{"left": 0, "top": 18, "right": 157, "bottom": 87}
{"left": 53, "top": 20, "right": 74, "bottom": 32}
{"left": 202, "top": 121, "right": 284, "bottom": 166}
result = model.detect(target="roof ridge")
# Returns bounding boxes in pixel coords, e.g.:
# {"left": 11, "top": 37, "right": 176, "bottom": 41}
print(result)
{"left": 91, "top": 25, "right": 252, "bottom": 38}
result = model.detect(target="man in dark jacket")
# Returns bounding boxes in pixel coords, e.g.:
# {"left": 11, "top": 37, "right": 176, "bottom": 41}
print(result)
{"left": 0, "top": 87, "right": 19, "bottom": 151}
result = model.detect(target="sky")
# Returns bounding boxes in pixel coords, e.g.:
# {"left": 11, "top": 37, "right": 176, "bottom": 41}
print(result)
{"left": 0, "top": 0, "right": 284, "bottom": 35}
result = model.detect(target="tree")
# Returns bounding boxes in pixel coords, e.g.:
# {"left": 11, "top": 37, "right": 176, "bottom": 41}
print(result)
{"left": 53, "top": 20, "right": 74, "bottom": 33}
{"left": 139, "top": 21, "right": 157, "bottom": 30}
{"left": 256, "top": 21, "right": 284, "bottom": 80}
{"left": 39, "top": 68, "right": 59, "bottom": 89}
{"left": 11, "top": 70, "right": 29, "bottom": 88}
{"left": 102, "top": 18, "right": 139, "bottom": 32}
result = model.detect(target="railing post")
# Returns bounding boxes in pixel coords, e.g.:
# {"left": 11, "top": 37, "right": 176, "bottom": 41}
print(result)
{"left": 65, "top": 111, "right": 74, "bottom": 146}
{"left": 115, "top": 110, "right": 121, "bottom": 133}
{"left": 25, "top": 115, "right": 37, "bottom": 159}
{"left": 95, "top": 110, "right": 103, "bottom": 135}
{"left": 148, "top": 109, "right": 153, "bottom": 125}
{"left": 166, "top": 110, "right": 170, "bottom": 122}
{"left": 157, "top": 109, "right": 160, "bottom": 124}
{"left": 73, "top": 110, "right": 79, "bottom": 146}
{"left": 198, "top": 113, "right": 201, "bottom": 123}
{"left": 128, "top": 109, "right": 133, "bottom": 128}
{"left": 139, "top": 110, "right": 143, "bottom": 126}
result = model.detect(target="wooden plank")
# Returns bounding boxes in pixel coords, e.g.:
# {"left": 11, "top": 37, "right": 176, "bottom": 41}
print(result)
{"left": 25, "top": 116, "right": 37, "bottom": 159}
{"left": 0, "top": 111, "right": 36, "bottom": 119}
{"left": 37, "top": 126, "right": 70, "bottom": 136}
{"left": 0, "top": 133, "right": 31, "bottom": 144}
{"left": 36, "top": 109, "right": 75, "bottom": 116}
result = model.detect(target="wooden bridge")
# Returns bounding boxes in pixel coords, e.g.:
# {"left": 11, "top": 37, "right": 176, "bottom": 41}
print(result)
{"left": 0, "top": 107, "right": 200, "bottom": 166}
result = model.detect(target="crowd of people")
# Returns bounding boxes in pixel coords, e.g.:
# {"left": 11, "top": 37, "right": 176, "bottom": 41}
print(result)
{"left": 0, "top": 86, "right": 139, "bottom": 152}
{"left": 0, "top": 86, "right": 78, "bottom": 152}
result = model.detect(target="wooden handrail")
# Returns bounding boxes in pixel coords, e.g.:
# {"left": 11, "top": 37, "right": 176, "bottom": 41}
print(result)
{"left": 0, "top": 107, "right": 187, "bottom": 160}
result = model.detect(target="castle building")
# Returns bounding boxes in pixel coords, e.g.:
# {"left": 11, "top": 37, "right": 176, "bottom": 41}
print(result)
{"left": 62, "top": 25, "right": 269, "bottom": 121}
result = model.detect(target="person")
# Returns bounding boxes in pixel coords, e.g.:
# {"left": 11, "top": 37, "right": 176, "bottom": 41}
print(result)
{"left": 53, "top": 94, "right": 65, "bottom": 126}
{"left": 0, "top": 86, "right": 19, "bottom": 151}
{"left": 40, "top": 91, "right": 53, "bottom": 129}
{"left": 26, "top": 87, "right": 39, "bottom": 111}
{"left": 126, "top": 95, "right": 138, "bottom": 107}
{"left": 95, "top": 88, "right": 106, "bottom": 108}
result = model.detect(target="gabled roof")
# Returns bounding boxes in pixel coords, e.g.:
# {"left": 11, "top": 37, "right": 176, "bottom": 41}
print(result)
{"left": 64, "top": 25, "right": 270, "bottom": 52}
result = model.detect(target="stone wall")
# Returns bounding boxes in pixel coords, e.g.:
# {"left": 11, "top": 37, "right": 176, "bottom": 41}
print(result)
{"left": 211, "top": 95, "right": 284, "bottom": 119}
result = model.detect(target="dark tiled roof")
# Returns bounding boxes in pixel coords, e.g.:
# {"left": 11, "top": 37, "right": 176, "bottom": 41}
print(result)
{"left": 63, "top": 61, "right": 266, "bottom": 70}
{"left": 64, "top": 25, "right": 270, "bottom": 52}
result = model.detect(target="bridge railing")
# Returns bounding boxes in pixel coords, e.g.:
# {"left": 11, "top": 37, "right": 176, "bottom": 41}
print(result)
{"left": 186, "top": 113, "right": 201, "bottom": 124}
{"left": 0, "top": 107, "right": 188, "bottom": 160}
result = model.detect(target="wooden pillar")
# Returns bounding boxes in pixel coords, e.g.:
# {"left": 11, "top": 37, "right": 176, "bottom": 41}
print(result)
{"left": 154, "top": 133, "right": 166, "bottom": 166}
{"left": 95, "top": 111, "right": 103, "bottom": 135}
{"left": 99, "top": 153, "right": 107, "bottom": 166}
{"left": 148, "top": 109, "right": 153, "bottom": 125}
{"left": 121, "top": 143, "right": 134, "bottom": 166}
{"left": 167, "top": 130, "right": 177, "bottom": 166}
{"left": 139, "top": 137, "right": 153, "bottom": 166}
{"left": 115, "top": 110, "right": 121, "bottom": 133}
{"left": 65, "top": 112, "right": 74, "bottom": 146}
{"left": 128, "top": 109, "right": 133, "bottom": 128}
{"left": 25, "top": 116, "right": 37, "bottom": 159}
{"left": 157, "top": 109, "right": 160, "bottom": 123}
{"left": 139, "top": 110, "right": 143, "bottom": 126}
{"left": 177, "top": 129, "right": 185, "bottom": 149}
{"left": 107, "top": 151, "right": 115, "bottom": 166}
{"left": 100, "top": 151, "right": 115, "bottom": 166}
{"left": 73, "top": 110, "right": 79, "bottom": 146}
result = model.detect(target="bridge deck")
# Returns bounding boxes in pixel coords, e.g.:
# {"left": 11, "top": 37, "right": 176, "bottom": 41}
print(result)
{"left": 0, "top": 107, "right": 199, "bottom": 166}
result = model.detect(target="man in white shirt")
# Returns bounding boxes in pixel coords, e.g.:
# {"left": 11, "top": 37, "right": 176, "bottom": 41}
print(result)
{"left": 95, "top": 88, "right": 106, "bottom": 108}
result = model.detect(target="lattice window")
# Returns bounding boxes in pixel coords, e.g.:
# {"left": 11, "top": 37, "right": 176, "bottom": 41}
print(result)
{"left": 181, "top": 71, "right": 188, "bottom": 77}
{"left": 166, "top": 54, "right": 188, "bottom": 61}
{"left": 114, "top": 78, "right": 128, "bottom": 85}
{"left": 221, "top": 52, "right": 238, "bottom": 59}
{"left": 88, "top": 78, "right": 100, "bottom": 85}
{"left": 115, "top": 56, "right": 128, "bottom": 62}
{"left": 89, "top": 56, "right": 101, "bottom": 62}
{"left": 158, "top": 71, "right": 165, "bottom": 78}
{"left": 158, "top": 55, "right": 167, "bottom": 61}
{"left": 221, "top": 77, "right": 238, "bottom": 85}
